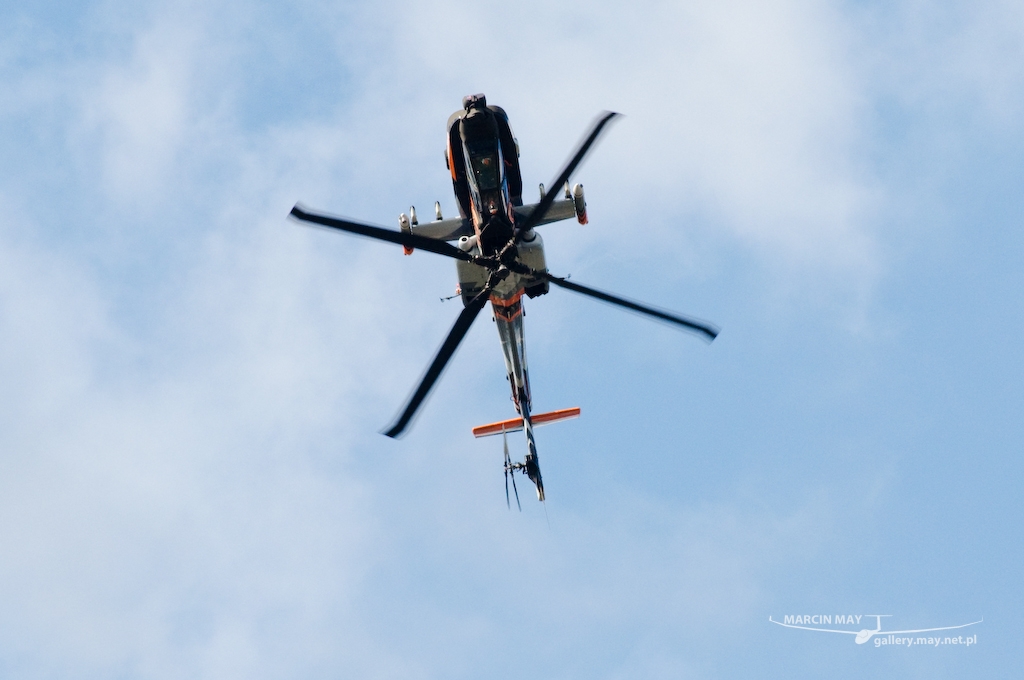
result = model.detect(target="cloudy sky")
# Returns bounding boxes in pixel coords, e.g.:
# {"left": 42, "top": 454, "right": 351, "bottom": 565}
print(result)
{"left": 1, "top": 0, "right": 1021, "bottom": 677}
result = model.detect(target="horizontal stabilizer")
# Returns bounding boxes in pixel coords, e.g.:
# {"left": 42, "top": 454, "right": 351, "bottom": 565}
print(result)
{"left": 472, "top": 407, "right": 581, "bottom": 438}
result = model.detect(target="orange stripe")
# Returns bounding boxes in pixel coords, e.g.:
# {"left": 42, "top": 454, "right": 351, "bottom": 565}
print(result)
{"left": 472, "top": 407, "right": 581, "bottom": 438}
{"left": 490, "top": 289, "right": 524, "bottom": 306}
{"left": 490, "top": 290, "right": 525, "bottom": 321}
{"left": 447, "top": 138, "right": 457, "bottom": 182}
{"left": 492, "top": 305, "right": 522, "bottom": 322}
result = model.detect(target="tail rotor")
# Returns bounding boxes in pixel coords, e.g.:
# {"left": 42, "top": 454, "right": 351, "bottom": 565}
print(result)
{"left": 503, "top": 428, "right": 521, "bottom": 511}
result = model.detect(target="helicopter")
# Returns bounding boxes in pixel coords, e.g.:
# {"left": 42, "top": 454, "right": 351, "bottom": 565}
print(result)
{"left": 290, "top": 94, "right": 719, "bottom": 506}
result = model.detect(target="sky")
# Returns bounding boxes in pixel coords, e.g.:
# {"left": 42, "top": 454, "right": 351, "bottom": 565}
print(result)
{"left": 0, "top": 0, "right": 1022, "bottom": 677}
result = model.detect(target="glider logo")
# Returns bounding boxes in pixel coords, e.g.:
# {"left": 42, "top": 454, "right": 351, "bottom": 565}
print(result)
{"left": 768, "top": 614, "right": 982, "bottom": 646}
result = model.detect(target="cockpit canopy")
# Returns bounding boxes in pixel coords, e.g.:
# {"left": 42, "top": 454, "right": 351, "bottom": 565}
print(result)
{"left": 465, "top": 138, "right": 500, "bottom": 192}
{"left": 446, "top": 93, "right": 524, "bottom": 220}
{"left": 460, "top": 109, "right": 503, "bottom": 195}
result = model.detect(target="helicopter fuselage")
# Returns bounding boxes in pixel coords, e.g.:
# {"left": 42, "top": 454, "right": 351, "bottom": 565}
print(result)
{"left": 448, "top": 94, "right": 548, "bottom": 496}
{"left": 398, "top": 95, "right": 591, "bottom": 501}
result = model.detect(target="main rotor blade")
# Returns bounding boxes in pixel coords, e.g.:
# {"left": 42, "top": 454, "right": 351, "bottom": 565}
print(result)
{"left": 290, "top": 204, "right": 473, "bottom": 262}
{"left": 517, "top": 111, "right": 621, "bottom": 237}
{"left": 381, "top": 292, "right": 489, "bottom": 438}
{"left": 542, "top": 273, "right": 720, "bottom": 342}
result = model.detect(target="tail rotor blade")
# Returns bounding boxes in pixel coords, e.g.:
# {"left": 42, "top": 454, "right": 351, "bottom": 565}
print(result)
{"left": 290, "top": 205, "right": 473, "bottom": 262}
{"left": 505, "top": 468, "right": 511, "bottom": 510}
{"left": 511, "top": 465, "right": 521, "bottom": 512}
{"left": 381, "top": 292, "right": 489, "bottom": 438}
{"left": 503, "top": 429, "right": 511, "bottom": 510}
{"left": 503, "top": 428, "right": 521, "bottom": 511}
{"left": 517, "top": 111, "right": 620, "bottom": 237}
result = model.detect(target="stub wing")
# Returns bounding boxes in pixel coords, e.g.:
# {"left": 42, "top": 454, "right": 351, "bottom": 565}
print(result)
{"left": 472, "top": 407, "right": 581, "bottom": 438}
{"left": 408, "top": 200, "right": 580, "bottom": 242}
{"left": 513, "top": 199, "right": 579, "bottom": 227}
{"left": 410, "top": 217, "right": 473, "bottom": 241}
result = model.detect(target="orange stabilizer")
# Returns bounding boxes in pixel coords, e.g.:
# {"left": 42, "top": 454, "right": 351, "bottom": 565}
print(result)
{"left": 472, "top": 407, "right": 581, "bottom": 438}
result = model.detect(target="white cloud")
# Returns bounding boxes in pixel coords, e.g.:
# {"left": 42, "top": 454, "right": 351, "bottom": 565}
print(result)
{"left": 74, "top": 15, "right": 203, "bottom": 201}
{"left": 377, "top": 0, "right": 881, "bottom": 282}
{"left": 0, "top": 208, "right": 382, "bottom": 678}
{"left": 861, "top": 0, "right": 1024, "bottom": 124}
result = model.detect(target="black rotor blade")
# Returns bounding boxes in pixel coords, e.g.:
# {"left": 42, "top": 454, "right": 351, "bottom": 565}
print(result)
{"left": 510, "top": 463, "right": 521, "bottom": 512}
{"left": 290, "top": 204, "right": 473, "bottom": 262}
{"left": 503, "top": 429, "right": 521, "bottom": 511}
{"left": 517, "top": 111, "right": 621, "bottom": 237}
{"left": 503, "top": 430, "right": 511, "bottom": 510}
{"left": 381, "top": 292, "right": 489, "bottom": 438}
{"left": 542, "top": 273, "right": 720, "bottom": 342}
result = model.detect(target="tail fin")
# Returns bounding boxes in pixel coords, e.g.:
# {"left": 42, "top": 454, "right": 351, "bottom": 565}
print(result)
{"left": 472, "top": 407, "right": 580, "bottom": 438}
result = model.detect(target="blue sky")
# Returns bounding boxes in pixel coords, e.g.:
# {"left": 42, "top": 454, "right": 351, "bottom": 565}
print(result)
{"left": 0, "top": 0, "right": 1021, "bottom": 677}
